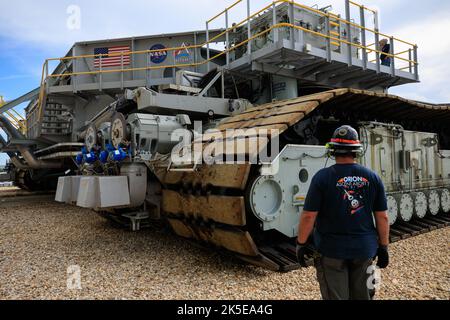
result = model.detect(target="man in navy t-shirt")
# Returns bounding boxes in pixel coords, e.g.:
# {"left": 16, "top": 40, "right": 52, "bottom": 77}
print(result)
{"left": 296, "top": 125, "right": 390, "bottom": 300}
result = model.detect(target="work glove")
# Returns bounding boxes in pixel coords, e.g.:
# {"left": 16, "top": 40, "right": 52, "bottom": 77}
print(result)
{"left": 296, "top": 241, "right": 315, "bottom": 268}
{"left": 375, "top": 245, "right": 389, "bottom": 269}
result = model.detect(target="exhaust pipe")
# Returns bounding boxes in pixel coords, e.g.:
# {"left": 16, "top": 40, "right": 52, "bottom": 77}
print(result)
{"left": 0, "top": 114, "right": 62, "bottom": 169}
{"left": 17, "top": 146, "right": 63, "bottom": 169}
{"left": 0, "top": 113, "right": 25, "bottom": 140}
{"left": 0, "top": 133, "right": 27, "bottom": 169}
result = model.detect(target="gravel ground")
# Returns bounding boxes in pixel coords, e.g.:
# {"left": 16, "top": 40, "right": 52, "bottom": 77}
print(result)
{"left": 0, "top": 187, "right": 20, "bottom": 194}
{"left": 0, "top": 187, "right": 18, "bottom": 191}
{"left": 0, "top": 196, "right": 449, "bottom": 300}
{"left": 0, "top": 187, "right": 49, "bottom": 198}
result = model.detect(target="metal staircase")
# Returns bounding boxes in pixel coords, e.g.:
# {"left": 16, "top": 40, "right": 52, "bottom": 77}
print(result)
{"left": 26, "top": 99, "right": 71, "bottom": 140}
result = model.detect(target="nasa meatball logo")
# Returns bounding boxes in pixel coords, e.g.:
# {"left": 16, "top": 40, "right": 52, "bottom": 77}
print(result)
{"left": 149, "top": 44, "right": 168, "bottom": 64}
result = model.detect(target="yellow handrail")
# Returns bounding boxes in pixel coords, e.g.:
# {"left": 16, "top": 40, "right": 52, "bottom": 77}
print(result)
{"left": 368, "top": 47, "right": 411, "bottom": 58}
{"left": 349, "top": 0, "right": 377, "bottom": 14}
{"left": 207, "top": 0, "right": 243, "bottom": 23}
{"left": 44, "top": 22, "right": 416, "bottom": 79}
{"left": 5, "top": 112, "right": 27, "bottom": 135}
{"left": 395, "top": 49, "right": 412, "bottom": 56}
{"left": 42, "top": 0, "right": 417, "bottom": 64}
{"left": 5, "top": 114, "right": 19, "bottom": 128}
{"left": 5, "top": 111, "right": 25, "bottom": 130}
{"left": 10, "top": 108, "right": 25, "bottom": 121}
{"left": 36, "top": 0, "right": 418, "bottom": 117}
{"left": 0, "top": 96, "right": 27, "bottom": 134}
{"left": 37, "top": 59, "right": 48, "bottom": 120}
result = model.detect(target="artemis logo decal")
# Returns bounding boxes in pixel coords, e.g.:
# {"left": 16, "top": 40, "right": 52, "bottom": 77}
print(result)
{"left": 174, "top": 42, "right": 191, "bottom": 63}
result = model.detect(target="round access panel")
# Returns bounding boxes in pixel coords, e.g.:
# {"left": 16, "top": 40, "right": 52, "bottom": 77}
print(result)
{"left": 299, "top": 169, "right": 309, "bottom": 183}
{"left": 249, "top": 176, "right": 284, "bottom": 223}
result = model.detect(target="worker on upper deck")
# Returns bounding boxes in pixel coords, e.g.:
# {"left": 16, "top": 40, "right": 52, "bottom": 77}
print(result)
{"left": 379, "top": 39, "right": 391, "bottom": 66}
{"left": 296, "top": 125, "right": 390, "bottom": 300}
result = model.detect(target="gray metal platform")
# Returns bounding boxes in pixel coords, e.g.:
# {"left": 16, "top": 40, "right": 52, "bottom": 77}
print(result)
{"left": 226, "top": 38, "right": 418, "bottom": 90}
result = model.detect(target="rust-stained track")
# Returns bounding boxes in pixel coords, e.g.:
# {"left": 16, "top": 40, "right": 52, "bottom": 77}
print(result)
{"left": 155, "top": 89, "right": 450, "bottom": 271}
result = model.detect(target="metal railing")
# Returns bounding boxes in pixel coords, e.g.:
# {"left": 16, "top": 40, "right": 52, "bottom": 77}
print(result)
{"left": 0, "top": 96, "right": 27, "bottom": 135}
{"left": 349, "top": 0, "right": 377, "bottom": 14}
{"left": 36, "top": 0, "right": 419, "bottom": 119}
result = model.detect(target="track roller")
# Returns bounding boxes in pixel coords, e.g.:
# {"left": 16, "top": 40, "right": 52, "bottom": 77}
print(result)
{"left": 427, "top": 190, "right": 441, "bottom": 216}
{"left": 84, "top": 124, "right": 97, "bottom": 152}
{"left": 397, "top": 193, "right": 414, "bottom": 222}
{"left": 412, "top": 192, "right": 428, "bottom": 219}
{"left": 387, "top": 195, "right": 398, "bottom": 226}
{"left": 440, "top": 188, "right": 450, "bottom": 213}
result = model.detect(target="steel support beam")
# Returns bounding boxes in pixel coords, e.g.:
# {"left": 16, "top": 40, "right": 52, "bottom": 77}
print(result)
{"left": 315, "top": 64, "right": 350, "bottom": 81}
{"left": 251, "top": 62, "right": 296, "bottom": 78}
{"left": 329, "top": 68, "right": 364, "bottom": 82}
{"left": 295, "top": 60, "right": 329, "bottom": 77}
{"left": 0, "top": 88, "right": 40, "bottom": 114}
{"left": 341, "top": 72, "right": 377, "bottom": 87}
{"left": 360, "top": 6, "right": 367, "bottom": 70}
{"left": 360, "top": 76, "right": 397, "bottom": 90}
{"left": 374, "top": 10, "right": 381, "bottom": 74}
{"left": 345, "top": 0, "right": 352, "bottom": 66}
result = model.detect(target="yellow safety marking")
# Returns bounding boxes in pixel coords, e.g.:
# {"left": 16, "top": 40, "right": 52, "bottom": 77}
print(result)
{"left": 329, "top": 21, "right": 340, "bottom": 27}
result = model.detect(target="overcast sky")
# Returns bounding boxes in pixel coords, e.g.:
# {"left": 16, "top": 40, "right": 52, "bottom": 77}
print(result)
{"left": 1, "top": 0, "right": 450, "bottom": 164}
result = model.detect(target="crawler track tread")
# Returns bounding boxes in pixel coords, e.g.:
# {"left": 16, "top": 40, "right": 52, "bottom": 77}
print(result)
{"left": 158, "top": 89, "right": 450, "bottom": 271}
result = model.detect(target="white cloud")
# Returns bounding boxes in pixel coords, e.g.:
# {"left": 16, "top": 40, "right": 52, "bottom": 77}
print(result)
{"left": 0, "top": 0, "right": 235, "bottom": 47}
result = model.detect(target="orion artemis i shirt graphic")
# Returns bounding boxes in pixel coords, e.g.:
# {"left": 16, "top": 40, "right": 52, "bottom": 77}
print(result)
{"left": 336, "top": 176, "right": 370, "bottom": 215}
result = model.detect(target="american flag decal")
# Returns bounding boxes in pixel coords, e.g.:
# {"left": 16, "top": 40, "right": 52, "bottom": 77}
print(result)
{"left": 94, "top": 46, "right": 131, "bottom": 68}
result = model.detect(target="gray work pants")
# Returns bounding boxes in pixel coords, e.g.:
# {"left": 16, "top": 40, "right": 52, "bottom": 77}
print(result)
{"left": 314, "top": 256, "right": 375, "bottom": 300}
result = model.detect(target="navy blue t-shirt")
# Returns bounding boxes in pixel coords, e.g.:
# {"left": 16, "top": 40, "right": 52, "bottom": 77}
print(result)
{"left": 303, "top": 164, "right": 388, "bottom": 260}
